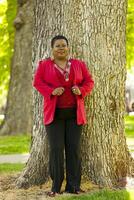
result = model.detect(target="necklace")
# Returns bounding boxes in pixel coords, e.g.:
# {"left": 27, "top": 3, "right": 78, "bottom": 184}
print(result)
{"left": 54, "top": 61, "right": 71, "bottom": 81}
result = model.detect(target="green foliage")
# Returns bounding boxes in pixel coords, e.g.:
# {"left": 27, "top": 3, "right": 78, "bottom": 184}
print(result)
{"left": 127, "top": 0, "right": 134, "bottom": 68}
{"left": 125, "top": 115, "right": 134, "bottom": 138}
{"left": 0, "top": 134, "right": 31, "bottom": 154}
{"left": 0, "top": 0, "right": 17, "bottom": 106}
{"left": 0, "top": 0, "right": 9, "bottom": 106}
{"left": 57, "top": 189, "right": 134, "bottom": 200}
{"left": 6, "top": 0, "right": 17, "bottom": 50}
{"left": 0, "top": 163, "right": 24, "bottom": 174}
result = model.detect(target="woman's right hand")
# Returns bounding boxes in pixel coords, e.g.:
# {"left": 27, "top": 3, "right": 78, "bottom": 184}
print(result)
{"left": 52, "top": 87, "right": 65, "bottom": 96}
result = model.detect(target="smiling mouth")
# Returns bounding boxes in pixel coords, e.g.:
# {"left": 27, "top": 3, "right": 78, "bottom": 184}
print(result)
{"left": 58, "top": 52, "right": 65, "bottom": 54}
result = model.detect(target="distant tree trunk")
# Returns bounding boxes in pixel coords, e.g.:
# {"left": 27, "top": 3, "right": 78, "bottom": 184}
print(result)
{"left": 16, "top": 0, "right": 133, "bottom": 189}
{"left": 0, "top": 0, "right": 33, "bottom": 135}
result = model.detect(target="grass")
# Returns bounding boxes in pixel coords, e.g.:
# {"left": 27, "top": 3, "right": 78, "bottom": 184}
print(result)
{"left": 0, "top": 116, "right": 133, "bottom": 155}
{"left": 57, "top": 189, "right": 134, "bottom": 200}
{"left": 0, "top": 134, "right": 31, "bottom": 154}
{"left": 0, "top": 163, "right": 25, "bottom": 174}
{"left": 125, "top": 115, "right": 134, "bottom": 138}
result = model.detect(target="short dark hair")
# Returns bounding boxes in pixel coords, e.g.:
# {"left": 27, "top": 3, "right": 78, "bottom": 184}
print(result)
{"left": 51, "top": 35, "right": 69, "bottom": 48}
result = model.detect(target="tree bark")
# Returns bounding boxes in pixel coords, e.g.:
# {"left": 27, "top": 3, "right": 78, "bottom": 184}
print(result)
{"left": 0, "top": 0, "right": 33, "bottom": 135}
{"left": 16, "top": 0, "right": 133, "bottom": 189}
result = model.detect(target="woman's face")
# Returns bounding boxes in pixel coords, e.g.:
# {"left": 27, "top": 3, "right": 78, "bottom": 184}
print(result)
{"left": 52, "top": 39, "right": 69, "bottom": 60}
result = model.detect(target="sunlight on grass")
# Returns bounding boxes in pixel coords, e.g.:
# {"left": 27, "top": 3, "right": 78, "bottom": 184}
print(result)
{"left": 57, "top": 189, "right": 134, "bottom": 200}
{"left": 0, "top": 134, "right": 31, "bottom": 154}
{"left": 0, "top": 163, "right": 25, "bottom": 174}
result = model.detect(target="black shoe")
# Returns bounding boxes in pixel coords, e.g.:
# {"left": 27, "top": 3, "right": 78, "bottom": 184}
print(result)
{"left": 74, "top": 188, "right": 85, "bottom": 194}
{"left": 47, "top": 191, "right": 61, "bottom": 197}
{"left": 64, "top": 188, "right": 85, "bottom": 194}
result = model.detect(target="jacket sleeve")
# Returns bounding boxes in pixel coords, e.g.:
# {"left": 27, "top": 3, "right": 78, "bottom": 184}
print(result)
{"left": 33, "top": 60, "right": 54, "bottom": 98}
{"left": 79, "top": 61, "right": 94, "bottom": 98}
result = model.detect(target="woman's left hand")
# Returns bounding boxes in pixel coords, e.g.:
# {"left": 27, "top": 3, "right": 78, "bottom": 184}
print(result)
{"left": 72, "top": 86, "right": 81, "bottom": 95}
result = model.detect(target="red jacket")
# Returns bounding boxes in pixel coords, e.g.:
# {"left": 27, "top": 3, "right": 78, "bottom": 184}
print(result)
{"left": 33, "top": 58, "right": 94, "bottom": 125}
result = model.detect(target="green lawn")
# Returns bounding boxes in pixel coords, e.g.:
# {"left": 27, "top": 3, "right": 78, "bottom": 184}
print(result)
{"left": 57, "top": 189, "right": 134, "bottom": 200}
{"left": 0, "top": 134, "right": 31, "bottom": 154}
{"left": 0, "top": 163, "right": 25, "bottom": 174}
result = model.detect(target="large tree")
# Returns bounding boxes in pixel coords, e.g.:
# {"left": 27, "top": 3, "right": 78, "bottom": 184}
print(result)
{"left": 0, "top": 0, "right": 33, "bottom": 135}
{"left": 16, "top": 0, "right": 133, "bottom": 189}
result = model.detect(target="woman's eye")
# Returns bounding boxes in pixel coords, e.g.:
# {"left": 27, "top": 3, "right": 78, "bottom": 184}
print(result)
{"left": 55, "top": 45, "right": 66, "bottom": 48}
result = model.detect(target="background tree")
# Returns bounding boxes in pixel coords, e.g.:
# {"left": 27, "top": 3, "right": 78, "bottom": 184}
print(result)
{"left": 16, "top": 0, "right": 133, "bottom": 189}
{"left": 0, "top": 0, "right": 16, "bottom": 109}
{"left": 0, "top": 0, "right": 33, "bottom": 135}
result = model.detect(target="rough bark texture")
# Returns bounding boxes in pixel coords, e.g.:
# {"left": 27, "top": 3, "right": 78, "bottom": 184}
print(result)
{"left": 16, "top": 0, "right": 133, "bottom": 189}
{"left": 0, "top": 0, "right": 33, "bottom": 135}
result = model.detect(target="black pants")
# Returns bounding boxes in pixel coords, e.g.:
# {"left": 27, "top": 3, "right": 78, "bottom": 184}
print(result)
{"left": 45, "top": 108, "right": 82, "bottom": 193}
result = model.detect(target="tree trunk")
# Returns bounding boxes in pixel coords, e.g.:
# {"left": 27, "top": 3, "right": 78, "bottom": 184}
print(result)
{"left": 0, "top": 0, "right": 33, "bottom": 135}
{"left": 16, "top": 0, "right": 133, "bottom": 189}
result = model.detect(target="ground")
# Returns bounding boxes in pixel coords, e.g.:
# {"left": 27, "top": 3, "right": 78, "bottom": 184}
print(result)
{"left": 0, "top": 172, "right": 134, "bottom": 200}
{"left": 0, "top": 173, "right": 101, "bottom": 200}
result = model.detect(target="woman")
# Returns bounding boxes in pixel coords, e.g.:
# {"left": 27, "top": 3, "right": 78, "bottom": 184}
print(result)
{"left": 33, "top": 35, "right": 94, "bottom": 197}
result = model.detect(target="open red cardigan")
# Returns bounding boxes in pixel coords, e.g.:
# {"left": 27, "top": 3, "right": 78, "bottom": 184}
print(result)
{"left": 33, "top": 58, "right": 94, "bottom": 125}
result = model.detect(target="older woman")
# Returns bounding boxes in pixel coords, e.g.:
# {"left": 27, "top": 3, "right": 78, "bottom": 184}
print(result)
{"left": 33, "top": 35, "right": 94, "bottom": 197}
